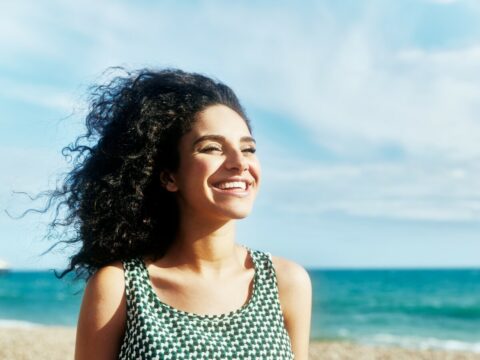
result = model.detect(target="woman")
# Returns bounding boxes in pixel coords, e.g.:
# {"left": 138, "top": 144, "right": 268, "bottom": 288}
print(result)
{"left": 65, "top": 68, "right": 312, "bottom": 359}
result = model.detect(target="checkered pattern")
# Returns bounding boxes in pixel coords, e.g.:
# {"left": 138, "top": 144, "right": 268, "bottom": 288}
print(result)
{"left": 118, "top": 246, "right": 295, "bottom": 359}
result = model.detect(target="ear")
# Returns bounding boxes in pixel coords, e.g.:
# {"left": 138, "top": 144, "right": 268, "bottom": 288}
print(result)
{"left": 160, "top": 171, "right": 178, "bottom": 192}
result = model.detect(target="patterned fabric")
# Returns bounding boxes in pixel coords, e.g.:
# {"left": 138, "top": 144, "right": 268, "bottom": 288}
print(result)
{"left": 118, "top": 246, "right": 295, "bottom": 359}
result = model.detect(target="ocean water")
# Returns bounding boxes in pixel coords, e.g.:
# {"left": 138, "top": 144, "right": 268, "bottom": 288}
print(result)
{"left": 1, "top": 269, "right": 479, "bottom": 352}
{"left": 0, "top": 271, "right": 83, "bottom": 326}
{"left": 311, "top": 268, "right": 480, "bottom": 352}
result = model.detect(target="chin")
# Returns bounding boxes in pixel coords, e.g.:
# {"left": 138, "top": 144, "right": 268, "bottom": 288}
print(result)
{"left": 218, "top": 207, "right": 253, "bottom": 220}
{"left": 231, "top": 212, "right": 250, "bottom": 220}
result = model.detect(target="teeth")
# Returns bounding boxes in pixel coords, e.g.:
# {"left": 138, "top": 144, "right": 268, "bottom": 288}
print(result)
{"left": 216, "top": 181, "right": 247, "bottom": 190}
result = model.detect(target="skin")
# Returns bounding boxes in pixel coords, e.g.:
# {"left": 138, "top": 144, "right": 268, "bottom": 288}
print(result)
{"left": 75, "top": 104, "right": 312, "bottom": 359}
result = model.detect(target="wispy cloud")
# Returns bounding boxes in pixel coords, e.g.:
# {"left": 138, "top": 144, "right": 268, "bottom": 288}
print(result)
{"left": 262, "top": 160, "right": 480, "bottom": 221}
{"left": 2, "top": 0, "right": 480, "bottom": 222}
{"left": 427, "top": 0, "right": 459, "bottom": 4}
{"left": 0, "top": 146, "right": 67, "bottom": 195}
{"left": 0, "top": 78, "right": 78, "bottom": 112}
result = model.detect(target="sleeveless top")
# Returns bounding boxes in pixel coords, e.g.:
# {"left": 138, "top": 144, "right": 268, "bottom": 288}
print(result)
{"left": 118, "top": 246, "right": 295, "bottom": 359}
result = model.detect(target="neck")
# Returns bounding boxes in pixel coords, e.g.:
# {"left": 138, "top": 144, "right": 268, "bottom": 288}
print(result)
{"left": 164, "top": 209, "right": 241, "bottom": 276}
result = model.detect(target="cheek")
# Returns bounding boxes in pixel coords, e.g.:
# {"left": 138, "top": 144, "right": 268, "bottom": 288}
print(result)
{"left": 184, "top": 158, "right": 217, "bottom": 186}
{"left": 194, "top": 159, "right": 215, "bottom": 175}
{"left": 249, "top": 159, "right": 261, "bottom": 185}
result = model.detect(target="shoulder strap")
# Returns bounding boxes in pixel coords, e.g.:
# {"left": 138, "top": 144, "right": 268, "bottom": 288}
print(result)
{"left": 249, "top": 248, "right": 280, "bottom": 294}
{"left": 248, "top": 248, "right": 288, "bottom": 324}
{"left": 121, "top": 257, "right": 148, "bottom": 309}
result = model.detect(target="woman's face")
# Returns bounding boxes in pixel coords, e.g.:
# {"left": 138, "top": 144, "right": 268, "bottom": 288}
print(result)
{"left": 164, "top": 104, "right": 261, "bottom": 222}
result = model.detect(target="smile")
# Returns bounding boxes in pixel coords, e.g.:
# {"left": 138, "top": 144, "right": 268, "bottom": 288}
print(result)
{"left": 212, "top": 180, "right": 252, "bottom": 197}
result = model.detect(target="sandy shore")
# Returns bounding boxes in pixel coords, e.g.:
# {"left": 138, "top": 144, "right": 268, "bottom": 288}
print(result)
{"left": 0, "top": 327, "right": 479, "bottom": 360}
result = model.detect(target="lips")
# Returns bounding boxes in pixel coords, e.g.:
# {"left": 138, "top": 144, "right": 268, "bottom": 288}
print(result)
{"left": 212, "top": 179, "right": 252, "bottom": 189}
{"left": 215, "top": 182, "right": 248, "bottom": 190}
{"left": 211, "top": 179, "right": 253, "bottom": 197}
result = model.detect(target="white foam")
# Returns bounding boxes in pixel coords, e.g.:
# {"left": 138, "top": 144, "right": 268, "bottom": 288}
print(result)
{"left": 359, "top": 333, "right": 480, "bottom": 353}
{"left": 0, "top": 319, "right": 41, "bottom": 328}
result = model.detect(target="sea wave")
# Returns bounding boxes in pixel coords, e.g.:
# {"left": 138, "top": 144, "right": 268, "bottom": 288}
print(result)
{"left": 360, "top": 333, "right": 480, "bottom": 353}
{"left": 372, "top": 303, "right": 480, "bottom": 320}
{"left": 0, "top": 319, "right": 42, "bottom": 328}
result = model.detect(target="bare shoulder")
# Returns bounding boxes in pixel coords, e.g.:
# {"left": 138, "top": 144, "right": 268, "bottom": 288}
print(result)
{"left": 85, "top": 261, "right": 125, "bottom": 299}
{"left": 271, "top": 255, "right": 312, "bottom": 294}
{"left": 75, "top": 261, "right": 126, "bottom": 359}
{"left": 271, "top": 255, "right": 312, "bottom": 360}
{"left": 80, "top": 261, "right": 126, "bottom": 327}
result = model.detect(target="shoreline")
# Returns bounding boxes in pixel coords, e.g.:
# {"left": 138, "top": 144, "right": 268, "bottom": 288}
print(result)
{"left": 0, "top": 326, "right": 479, "bottom": 359}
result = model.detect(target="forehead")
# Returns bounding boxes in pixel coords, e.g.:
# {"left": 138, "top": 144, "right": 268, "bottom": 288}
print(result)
{"left": 190, "top": 105, "right": 251, "bottom": 137}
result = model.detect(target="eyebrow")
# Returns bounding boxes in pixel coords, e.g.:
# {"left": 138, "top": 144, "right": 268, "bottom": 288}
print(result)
{"left": 192, "top": 134, "right": 256, "bottom": 148}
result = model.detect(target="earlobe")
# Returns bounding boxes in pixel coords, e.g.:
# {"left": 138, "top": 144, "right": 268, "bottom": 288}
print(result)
{"left": 166, "top": 182, "right": 178, "bottom": 192}
{"left": 160, "top": 171, "right": 178, "bottom": 192}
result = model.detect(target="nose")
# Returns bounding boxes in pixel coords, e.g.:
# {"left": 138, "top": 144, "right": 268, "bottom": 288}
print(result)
{"left": 225, "top": 148, "right": 249, "bottom": 172}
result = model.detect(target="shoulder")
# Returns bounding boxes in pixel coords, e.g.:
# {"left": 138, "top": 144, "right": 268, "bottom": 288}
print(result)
{"left": 270, "top": 255, "right": 312, "bottom": 324}
{"left": 271, "top": 255, "right": 312, "bottom": 359}
{"left": 75, "top": 262, "right": 127, "bottom": 358}
{"left": 271, "top": 255, "right": 312, "bottom": 296}
{"left": 84, "top": 261, "right": 126, "bottom": 301}
{"left": 79, "top": 261, "right": 126, "bottom": 324}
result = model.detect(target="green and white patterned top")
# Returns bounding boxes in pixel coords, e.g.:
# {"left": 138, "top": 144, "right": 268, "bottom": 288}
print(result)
{"left": 118, "top": 246, "right": 295, "bottom": 359}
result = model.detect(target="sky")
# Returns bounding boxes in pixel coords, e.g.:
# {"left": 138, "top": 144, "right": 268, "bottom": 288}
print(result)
{"left": 1, "top": 0, "right": 480, "bottom": 269}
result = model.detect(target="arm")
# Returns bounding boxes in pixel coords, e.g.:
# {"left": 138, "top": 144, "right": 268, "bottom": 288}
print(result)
{"left": 75, "top": 262, "right": 127, "bottom": 360}
{"left": 272, "top": 256, "right": 312, "bottom": 360}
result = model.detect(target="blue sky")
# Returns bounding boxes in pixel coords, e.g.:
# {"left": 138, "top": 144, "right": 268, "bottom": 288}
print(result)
{"left": 2, "top": 0, "right": 480, "bottom": 269}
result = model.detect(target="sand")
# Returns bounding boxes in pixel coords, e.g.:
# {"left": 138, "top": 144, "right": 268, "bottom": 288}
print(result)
{"left": 0, "top": 326, "right": 479, "bottom": 360}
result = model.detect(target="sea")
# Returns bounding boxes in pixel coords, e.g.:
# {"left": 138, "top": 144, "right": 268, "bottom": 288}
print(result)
{"left": 1, "top": 268, "right": 479, "bottom": 353}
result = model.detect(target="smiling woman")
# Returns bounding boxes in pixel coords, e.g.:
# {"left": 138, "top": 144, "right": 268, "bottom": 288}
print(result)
{"left": 167, "top": 105, "right": 261, "bottom": 222}
{"left": 41, "top": 68, "right": 311, "bottom": 359}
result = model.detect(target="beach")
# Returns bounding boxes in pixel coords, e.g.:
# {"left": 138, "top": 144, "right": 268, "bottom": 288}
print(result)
{"left": 1, "top": 269, "right": 479, "bottom": 358}
{"left": 0, "top": 326, "right": 479, "bottom": 360}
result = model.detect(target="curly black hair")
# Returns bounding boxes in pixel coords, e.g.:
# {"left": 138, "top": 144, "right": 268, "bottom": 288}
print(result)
{"left": 25, "top": 68, "right": 251, "bottom": 280}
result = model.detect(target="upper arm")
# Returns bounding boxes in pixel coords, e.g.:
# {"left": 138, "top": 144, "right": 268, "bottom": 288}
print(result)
{"left": 272, "top": 256, "right": 312, "bottom": 360}
{"left": 75, "top": 262, "right": 127, "bottom": 360}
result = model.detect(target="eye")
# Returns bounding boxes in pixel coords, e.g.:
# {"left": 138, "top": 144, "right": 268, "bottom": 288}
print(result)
{"left": 242, "top": 147, "right": 256, "bottom": 154}
{"left": 201, "top": 146, "right": 222, "bottom": 153}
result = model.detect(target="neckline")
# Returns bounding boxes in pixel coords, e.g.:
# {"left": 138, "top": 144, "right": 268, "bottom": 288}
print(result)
{"left": 139, "top": 245, "right": 258, "bottom": 322}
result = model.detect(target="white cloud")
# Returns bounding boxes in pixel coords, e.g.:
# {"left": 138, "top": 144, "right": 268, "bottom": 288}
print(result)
{"left": 0, "top": 78, "right": 79, "bottom": 112}
{"left": 0, "top": 146, "right": 69, "bottom": 205}
{"left": 427, "top": 0, "right": 459, "bottom": 4}
{"left": 0, "top": 2, "right": 60, "bottom": 60}
{"left": 260, "top": 158, "right": 480, "bottom": 221}
{"left": 2, "top": 0, "right": 480, "bottom": 222}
